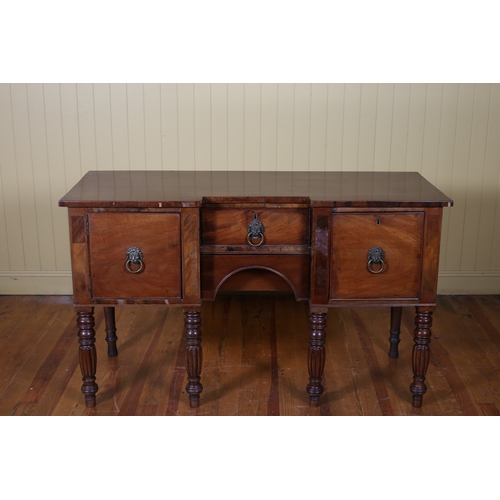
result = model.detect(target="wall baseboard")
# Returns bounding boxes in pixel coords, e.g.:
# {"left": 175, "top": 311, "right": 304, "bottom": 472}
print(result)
{"left": 437, "top": 271, "right": 500, "bottom": 295}
{"left": 1, "top": 270, "right": 499, "bottom": 296}
{"left": 0, "top": 271, "right": 73, "bottom": 295}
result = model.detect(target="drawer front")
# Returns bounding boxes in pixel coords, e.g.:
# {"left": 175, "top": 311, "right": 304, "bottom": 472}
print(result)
{"left": 202, "top": 208, "right": 310, "bottom": 246}
{"left": 330, "top": 212, "right": 424, "bottom": 300}
{"left": 88, "top": 213, "right": 181, "bottom": 299}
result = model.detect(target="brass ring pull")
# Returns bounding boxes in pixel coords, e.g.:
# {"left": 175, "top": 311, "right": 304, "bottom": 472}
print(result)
{"left": 125, "top": 246, "right": 144, "bottom": 274}
{"left": 367, "top": 259, "right": 385, "bottom": 274}
{"left": 367, "top": 246, "right": 385, "bottom": 274}
{"left": 247, "top": 232, "right": 264, "bottom": 247}
{"left": 247, "top": 213, "right": 265, "bottom": 247}
{"left": 125, "top": 259, "right": 144, "bottom": 274}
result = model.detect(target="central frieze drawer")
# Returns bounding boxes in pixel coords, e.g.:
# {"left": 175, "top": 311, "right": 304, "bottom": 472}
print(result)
{"left": 201, "top": 208, "right": 310, "bottom": 246}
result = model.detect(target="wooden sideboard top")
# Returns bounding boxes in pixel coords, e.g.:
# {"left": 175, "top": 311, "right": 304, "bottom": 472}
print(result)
{"left": 59, "top": 170, "right": 453, "bottom": 208}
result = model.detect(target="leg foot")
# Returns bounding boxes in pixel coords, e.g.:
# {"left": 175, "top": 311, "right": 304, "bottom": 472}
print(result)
{"left": 388, "top": 306, "right": 402, "bottom": 358}
{"left": 104, "top": 307, "right": 118, "bottom": 357}
{"left": 77, "top": 309, "right": 98, "bottom": 408}
{"left": 307, "top": 311, "right": 327, "bottom": 406}
{"left": 410, "top": 307, "right": 433, "bottom": 408}
{"left": 184, "top": 309, "right": 203, "bottom": 408}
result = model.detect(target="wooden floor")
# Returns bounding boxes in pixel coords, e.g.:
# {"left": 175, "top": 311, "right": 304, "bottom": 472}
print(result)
{"left": 1, "top": 294, "right": 499, "bottom": 416}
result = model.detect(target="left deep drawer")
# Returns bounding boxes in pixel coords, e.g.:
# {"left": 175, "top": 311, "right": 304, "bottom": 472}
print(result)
{"left": 88, "top": 212, "right": 181, "bottom": 299}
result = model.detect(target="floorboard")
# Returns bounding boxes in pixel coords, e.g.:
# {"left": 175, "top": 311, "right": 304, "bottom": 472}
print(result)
{"left": 1, "top": 294, "right": 499, "bottom": 416}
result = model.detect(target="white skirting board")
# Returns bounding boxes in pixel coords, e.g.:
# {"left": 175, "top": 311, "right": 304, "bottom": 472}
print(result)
{"left": 0, "top": 271, "right": 73, "bottom": 295}
{"left": 1, "top": 270, "right": 500, "bottom": 296}
{"left": 436, "top": 271, "right": 500, "bottom": 295}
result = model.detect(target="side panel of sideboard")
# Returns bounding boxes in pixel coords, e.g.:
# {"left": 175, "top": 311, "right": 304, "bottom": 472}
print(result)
{"left": 419, "top": 207, "right": 444, "bottom": 305}
{"left": 68, "top": 208, "right": 92, "bottom": 306}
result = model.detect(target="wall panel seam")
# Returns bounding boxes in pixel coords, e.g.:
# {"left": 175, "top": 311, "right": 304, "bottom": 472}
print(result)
{"left": 91, "top": 83, "right": 98, "bottom": 170}
{"left": 419, "top": 83, "right": 428, "bottom": 173}
{"left": 390, "top": 83, "right": 396, "bottom": 171}
{"left": 292, "top": 83, "right": 295, "bottom": 170}
{"left": 126, "top": 83, "right": 131, "bottom": 170}
{"left": 26, "top": 83, "right": 42, "bottom": 270}
{"left": 44, "top": 84, "right": 58, "bottom": 265}
{"left": 324, "top": 84, "right": 329, "bottom": 171}
{"left": 404, "top": 84, "right": 411, "bottom": 171}
{"left": 474, "top": 83, "right": 492, "bottom": 270}
{"left": 210, "top": 83, "right": 213, "bottom": 171}
{"left": 0, "top": 158, "right": 11, "bottom": 269}
{"left": 11, "top": 83, "right": 27, "bottom": 270}
{"left": 443, "top": 83, "right": 460, "bottom": 270}
{"left": 492, "top": 158, "right": 500, "bottom": 269}
{"left": 109, "top": 83, "right": 115, "bottom": 170}
{"left": 356, "top": 83, "right": 361, "bottom": 170}
{"left": 371, "top": 83, "right": 378, "bottom": 171}
{"left": 459, "top": 83, "right": 476, "bottom": 271}
{"left": 308, "top": 83, "right": 312, "bottom": 172}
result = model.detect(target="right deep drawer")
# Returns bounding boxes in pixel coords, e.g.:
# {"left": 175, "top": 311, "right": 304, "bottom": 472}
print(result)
{"left": 330, "top": 212, "right": 424, "bottom": 300}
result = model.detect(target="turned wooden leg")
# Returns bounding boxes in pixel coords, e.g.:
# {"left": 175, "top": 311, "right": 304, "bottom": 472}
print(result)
{"left": 184, "top": 309, "right": 203, "bottom": 408}
{"left": 307, "top": 310, "right": 327, "bottom": 407}
{"left": 410, "top": 307, "right": 434, "bottom": 408}
{"left": 104, "top": 307, "right": 118, "bottom": 357}
{"left": 388, "top": 306, "right": 402, "bottom": 358}
{"left": 76, "top": 309, "right": 98, "bottom": 408}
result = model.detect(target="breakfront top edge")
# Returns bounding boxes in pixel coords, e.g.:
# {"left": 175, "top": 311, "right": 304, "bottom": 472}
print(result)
{"left": 58, "top": 170, "right": 453, "bottom": 208}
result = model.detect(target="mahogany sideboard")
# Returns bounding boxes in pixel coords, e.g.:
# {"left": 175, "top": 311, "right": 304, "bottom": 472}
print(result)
{"left": 59, "top": 170, "right": 453, "bottom": 411}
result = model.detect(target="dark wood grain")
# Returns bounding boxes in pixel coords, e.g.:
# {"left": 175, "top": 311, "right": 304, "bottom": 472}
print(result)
{"left": 184, "top": 308, "right": 203, "bottom": 408}
{"left": 410, "top": 307, "right": 434, "bottom": 408}
{"left": 71, "top": 215, "right": 86, "bottom": 243}
{"left": 310, "top": 209, "right": 331, "bottom": 305}
{"left": 67, "top": 208, "right": 92, "bottom": 305}
{"left": 59, "top": 171, "right": 453, "bottom": 208}
{"left": 104, "top": 307, "right": 118, "bottom": 357}
{"left": 76, "top": 308, "right": 98, "bottom": 407}
{"left": 388, "top": 306, "right": 402, "bottom": 358}
{"left": 419, "top": 208, "right": 444, "bottom": 304}
{"left": 306, "top": 311, "right": 327, "bottom": 406}
{"left": 181, "top": 208, "right": 201, "bottom": 305}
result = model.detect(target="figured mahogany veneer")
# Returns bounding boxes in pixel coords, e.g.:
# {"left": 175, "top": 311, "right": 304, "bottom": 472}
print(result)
{"left": 59, "top": 171, "right": 453, "bottom": 411}
{"left": 202, "top": 207, "right": 310, "bottom": 246}
{"left": 330, "top": 212, "right": 424, "bottom": 300}
{"left": 88, "top": 212, "right": 182, "bottom": 300}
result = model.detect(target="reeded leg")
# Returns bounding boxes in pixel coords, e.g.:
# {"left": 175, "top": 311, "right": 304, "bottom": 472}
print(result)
{"left": 388, "top": 306, "right": 402, "bottom": 358}
{"left": 410, "top": 307, "right": 434, "bottom": 408}
{"left": 77, "top": 308, "right": 98, "bottom": 408}
{"left": 104, "top": 307, "right": 118, "bottom": 357}
{"left": 184, "top": 308, "right": 203, "bottom": 408}
{"left": 307, "top": 310, "right": 327, "bottom": 407}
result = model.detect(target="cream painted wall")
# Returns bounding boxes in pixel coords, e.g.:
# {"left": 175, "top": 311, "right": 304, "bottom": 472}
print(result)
{"left": 1, "top": 83, "right": 499, "bottom": 294}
